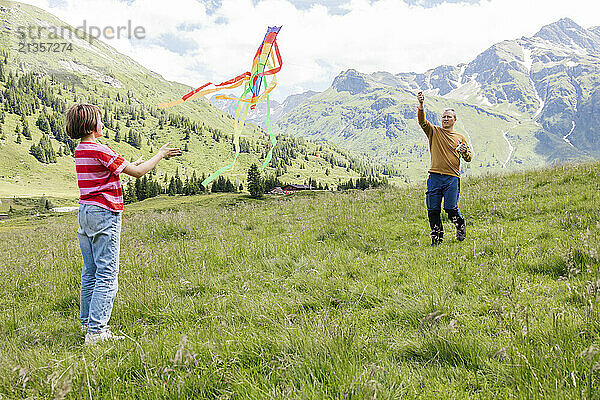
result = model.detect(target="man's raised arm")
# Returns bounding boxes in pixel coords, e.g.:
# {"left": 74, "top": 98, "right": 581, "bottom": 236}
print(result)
{"left": 417, "top": 91, "right": 434, "bottom": 137}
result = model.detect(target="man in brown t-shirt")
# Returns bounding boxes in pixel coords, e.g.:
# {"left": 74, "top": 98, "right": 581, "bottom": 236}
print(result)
{"left": 417, "top": 91, "right": 472, "bottom": 245}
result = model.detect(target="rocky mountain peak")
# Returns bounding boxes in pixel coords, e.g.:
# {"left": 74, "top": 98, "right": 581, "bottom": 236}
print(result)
{"left": 534, "top": 18, "right": 600, "bottom": 53}
{"left": 282, "top": 90, "right": 318, "bottom": 109}
{"left": 332, "top": 69, "right": 369, "bottom": 95}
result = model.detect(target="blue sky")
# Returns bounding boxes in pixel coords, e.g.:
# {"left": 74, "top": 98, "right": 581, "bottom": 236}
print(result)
{"left": 23, "top": 0, "right": 600, "bottom": 101}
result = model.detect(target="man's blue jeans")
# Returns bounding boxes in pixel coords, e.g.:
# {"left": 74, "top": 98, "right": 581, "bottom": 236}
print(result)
{"left": 426, "top": 172, "right": 465, "bottom": 242}
{"left": 77, "top": 204, "right": 122, "bottom": 334}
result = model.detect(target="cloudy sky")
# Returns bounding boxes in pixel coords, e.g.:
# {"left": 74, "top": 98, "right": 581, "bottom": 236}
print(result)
{"left": 20, "top": 0, "right": 600, "bottom": 101}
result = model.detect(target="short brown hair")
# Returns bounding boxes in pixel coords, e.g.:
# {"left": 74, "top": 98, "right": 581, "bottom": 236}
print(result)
{"left": 66, "top": 104, "right": 101, "bottom": 139}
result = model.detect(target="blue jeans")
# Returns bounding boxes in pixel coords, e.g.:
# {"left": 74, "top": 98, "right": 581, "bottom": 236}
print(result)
{"left": 77, "top": 204, "right": 122, "bottom": 334}
{"left": 426, "top": 172, "right": 461, "bottom": 211}
{"left": 426, "top": 173, "right": 465, "bottom": 241}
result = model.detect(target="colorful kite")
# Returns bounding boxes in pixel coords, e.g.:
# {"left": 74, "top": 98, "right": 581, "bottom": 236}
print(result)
{"left": 158, "top": 26, "right": 283, "bottom": 187}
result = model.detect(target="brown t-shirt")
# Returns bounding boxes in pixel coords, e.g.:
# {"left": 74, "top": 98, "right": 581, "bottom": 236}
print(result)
{"left": 418, "top": 108, "right": 472, "bottom": 177}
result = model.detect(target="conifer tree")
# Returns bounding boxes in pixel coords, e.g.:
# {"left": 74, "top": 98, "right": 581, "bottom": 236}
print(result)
{"left": 168, "top": 177, "right": 176, "bottom": 196}
{"left": 30, "top": 135, "right": 56, "bottom": 163}
{"left": 140, "top": 176, "right": 149, "bottom": 200}
{"left": 247, "top": 163, "right": 264, "bottom": 199}
{"left": 200, "top": 173, "right": 208, "bottom": 193}
{"left": 21, "top": 116, "right": 31, "bottom": 140}
{"left": 29, "top": 143, "right": 42, "bottom": 160}
{"left": 212, "top": 176, "right": 227, "bottom": 193}
{"left": 225, "top": 178, "right": 235, "bottom": 193}
{"left": 124, "top": 180, "right": 137, "bottom": 204}
{"left": 134, "top": 178, "right": 142, "bottom": 200}
{"left": 42, "top": 135, "right": 56, "bottom": 163}
{"left": 175, "top": 174, "right": 184, "bottom": 194}
{"left": 36, "top": 113, "right": 50, "bottom": 134}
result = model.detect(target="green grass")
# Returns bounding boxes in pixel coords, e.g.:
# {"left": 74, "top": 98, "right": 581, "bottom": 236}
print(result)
{"left": 1, "top": 162, "right": 599, "bottom": 399}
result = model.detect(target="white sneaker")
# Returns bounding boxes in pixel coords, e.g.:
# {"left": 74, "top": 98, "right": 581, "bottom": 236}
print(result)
{"left": 84, "top": 329, "right": 125, "bottom": 345}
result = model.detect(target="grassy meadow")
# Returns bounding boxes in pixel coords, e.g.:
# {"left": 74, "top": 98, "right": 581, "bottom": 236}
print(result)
{"left": 0, "top": 163, "right": 599, "bottom": 399}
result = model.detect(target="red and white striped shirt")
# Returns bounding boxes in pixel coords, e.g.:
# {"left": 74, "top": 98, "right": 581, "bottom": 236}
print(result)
{"left": 74, "top": 142, "right": 129, "bottom": 212}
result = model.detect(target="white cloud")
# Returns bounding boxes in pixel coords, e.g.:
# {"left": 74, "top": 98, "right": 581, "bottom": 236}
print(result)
{"left": 20, "top": 0, "right": 600, "bottom": 100}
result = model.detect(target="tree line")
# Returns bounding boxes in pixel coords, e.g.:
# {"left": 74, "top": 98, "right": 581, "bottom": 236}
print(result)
{"left": 337, "top": 176, "right": 388, "bottom": 190}
{"left": 123, "top": 169, "right": 242, "bottom": 204}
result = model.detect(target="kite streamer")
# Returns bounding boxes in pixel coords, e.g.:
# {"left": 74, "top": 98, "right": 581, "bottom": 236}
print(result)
{"left": 158, "top": 26, "right": 283, "bottom": 187}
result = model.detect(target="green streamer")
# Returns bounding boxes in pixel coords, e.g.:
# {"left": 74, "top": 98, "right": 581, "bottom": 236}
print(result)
{"left": 201, "top": 86, "right": 251, "bottom": 187}
{"left": 202, "top": 58, "right": 277, "bottom": 186}
{"left": 261, "top": 91, "right": 277, "bottom": 170}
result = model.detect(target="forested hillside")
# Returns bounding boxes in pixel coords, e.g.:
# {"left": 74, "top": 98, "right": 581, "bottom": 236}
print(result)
{"left": 0, "top": 1, "right": 399, "bottom": 197}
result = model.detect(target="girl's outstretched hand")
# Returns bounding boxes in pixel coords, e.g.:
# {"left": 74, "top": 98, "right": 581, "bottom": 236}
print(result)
{"left": 159, "top": 142, "right": 182, "bottom": 159}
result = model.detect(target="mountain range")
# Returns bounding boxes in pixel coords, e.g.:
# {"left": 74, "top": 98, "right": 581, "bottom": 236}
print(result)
{"left": 211, "top": 17, "right": 600, "bottom": 181}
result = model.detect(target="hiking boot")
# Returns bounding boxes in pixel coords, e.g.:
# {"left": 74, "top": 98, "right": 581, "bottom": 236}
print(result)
{"left": 456, "top": 223, "right": 466, "bottom": 242}
{"left": 431, "top": 231, "right": 443, "bottom": 246}
{"left": 84, "top": 329, "right": 125, "bottom": 346}
{"left": 428, "top": 210, "right": 444, "bottom": 246}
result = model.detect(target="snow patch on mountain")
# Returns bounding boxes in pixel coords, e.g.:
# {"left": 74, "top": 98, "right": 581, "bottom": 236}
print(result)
{"left": 476, "top": 95, "right": 493, "bottom": 107}
{"left": 522, "top": 47, "right": 533, "bottom": 73}
{"left": 532, "top": 86, "right": 545, "bottom": 119}
{"left": 563, "top": 121, "right": 575, "bottom": 147}
{"left": 457, "top": 64, "right": 466, "bottom": 85}
{"left": 502, "top": 129, "right": 515, "bottom": 167}
{"left": 446, "top": 79, "right": 480, "bottom": 101}
{"left": 424, "top": 88, "right": 440, "bottom": 96}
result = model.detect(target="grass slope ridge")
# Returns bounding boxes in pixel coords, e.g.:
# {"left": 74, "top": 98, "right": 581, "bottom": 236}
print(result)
{"left": 0, "top": 162, "right": 599, "bottom": 398}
